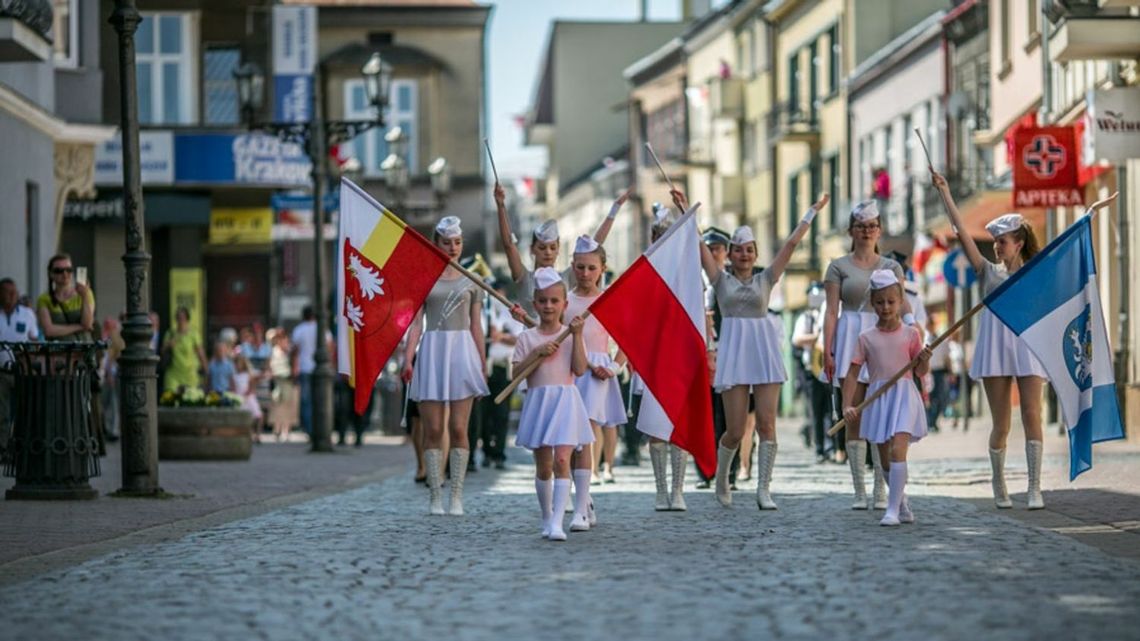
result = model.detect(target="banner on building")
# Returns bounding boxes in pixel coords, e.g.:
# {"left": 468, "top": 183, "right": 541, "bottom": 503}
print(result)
{"left": 1012, "top": 126, "right": 1083, "bottom": 208}
{"left": 169, "top": 268, "right": 204, "bottom": 344}
{"left": 272, "top": 5, "right": 317, "bottom": 123}
{"left": 209, "top": 208, "right": 274, "bottom": 245}
{"left": 94, "top": 131, "right": 175, "bottom": 186}
{"left": 1085, "top": 87, "right": 1140, "bottom": 163}
{"left": 174, "top": 133, "right": 311, "bottom": 186}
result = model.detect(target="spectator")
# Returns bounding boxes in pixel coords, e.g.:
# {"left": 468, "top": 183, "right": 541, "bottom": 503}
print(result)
{"left": 161, "top": 307, "right": 207, "bottom": 392}
{"left": 233, "top": 353, "right": 263, "bottom": 443}
{"left": 926, "top": 320, "right": 953, "bottom": 433}
{"left": 207, "top": 340, "right": 236, "bottom": 394}
{"left": 268, "top": 329, "right": 297, "bottom": 442}
{"left": 792, "top": 282, "right": 833, "bottom": 463}
{"left": 291, "top": 305, "right": 331, "bottom": 439}
{"left": 36, "top": 254, "right": 94, "bottom": 342}
{"left": 148, "top": 311, "right": 160, "bottom": 353}
{"left": 101, "top": 317, "right": 126, "bottom": 442}
{"left": 1, "top": 277, "right": 40, "bottom": 451}
{"left": 240, "top": 324, "right": 271, "bottom": 363}
{"left": 481, "top": 284, "right": 525, "bottom": 469}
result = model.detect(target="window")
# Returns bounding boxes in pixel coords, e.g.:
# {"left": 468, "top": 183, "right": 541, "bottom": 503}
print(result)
{"left": 999, "top": 0, "right": 1011, "bottom": 74}
{"left": 808, "top": 40, "right": 819, "bottom": 117}
{"left": 828, "top": 25, "right": 840, "bottom": 96}
{"left": 344, "top": 78, "right": 418, "bottom": 177}
{"left": 787, "top": 53, "right": 799, "bottom": 112}
{"left": 52, "top": 0, "right": 78, "bottom": 67}
{"left": 827, "top": 155, "right": 841, "bottom": 230}
{"left": 742, "top": 121, "right": 757, "bottom": 175}
{"left": 137, "top": 13, "right": 198, "bottom": 125}
{"left": 647, "top": 99, "right": 685, "bottom": 162}
{"left": 788, "top": 173, "right": 800, "bottom": 235}
{"left": 203, "top": 47, "right": 240, "bottom": 125}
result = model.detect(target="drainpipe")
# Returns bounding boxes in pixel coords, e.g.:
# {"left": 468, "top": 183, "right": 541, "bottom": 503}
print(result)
{"left": 1110, "top": 61, "right": 1131, "bottom": 429}
{"left": 1039, "top": 3, "right": 1060, "bottom": 426}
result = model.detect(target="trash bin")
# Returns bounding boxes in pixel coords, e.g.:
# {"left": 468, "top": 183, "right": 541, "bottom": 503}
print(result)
{"left": 1, "top": 341, "right": 102, "bottom": 500}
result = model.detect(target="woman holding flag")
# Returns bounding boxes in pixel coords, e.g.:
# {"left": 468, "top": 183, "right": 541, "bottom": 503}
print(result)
{"left": 402, "top": 216, "right": 490, "bottom": 517}
{"left": 931, "top": 172, "right": 1047, "bottom": 510}
{"left": 822, "top": 202, "right": 910, "bottom": 511}
{"left": 686, "top": 187, "right": 829, "bottom": 510}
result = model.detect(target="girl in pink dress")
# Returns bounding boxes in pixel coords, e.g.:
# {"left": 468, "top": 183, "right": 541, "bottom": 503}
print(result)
{"left": 513, "top": 267, "right": 593, "bottom": 541}
{"left": 842, "top": 270, "right": 932, "bottom": 526}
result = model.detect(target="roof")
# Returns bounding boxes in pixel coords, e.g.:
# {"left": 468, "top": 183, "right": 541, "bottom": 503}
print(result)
{"left": 848, "top": 10, "right": 946, "bottom": 95}
{"left": 322, "top": 42, "right": 447, "bottom": 70}
{"left": 623, "top": 0, "right": 745, "bottom": 85}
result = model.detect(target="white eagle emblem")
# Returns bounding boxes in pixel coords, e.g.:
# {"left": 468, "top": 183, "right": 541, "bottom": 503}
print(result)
{"left": 345, "top": 297, "right": 365, "bottom": 332}
{"left": 1064, "top": 304, "right": 1094, "bottom": 390}
{"left": 349, "top": 254, "right": 386, "bottom": 300}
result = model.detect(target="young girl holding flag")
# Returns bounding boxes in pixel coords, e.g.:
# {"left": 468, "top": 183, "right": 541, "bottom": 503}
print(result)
{"left": 513, "top": 267, "right": 593, "bottom": 541}
{"left": 842, "top": 270, "right": 932, "bottom": 526}
{"left": 931, "top": 171, "right": 1047, "bottom": 510}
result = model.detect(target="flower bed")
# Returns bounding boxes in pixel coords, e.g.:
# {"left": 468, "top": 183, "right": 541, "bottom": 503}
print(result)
{"left": 157, "top": 390, "right": 253, "bottom": 460}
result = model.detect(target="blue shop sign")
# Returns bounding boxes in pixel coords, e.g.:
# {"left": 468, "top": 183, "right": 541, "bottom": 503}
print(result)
{"left": 174, "top": 133, "right": 312, "bottom": 186}
{"left": 271, "top": 191, "right": 339, "bottom": 213}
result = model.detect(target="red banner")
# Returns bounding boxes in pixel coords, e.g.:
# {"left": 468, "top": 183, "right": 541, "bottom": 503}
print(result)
{"left": 1012, "top": 125, "right": 1083, "bottom": 208}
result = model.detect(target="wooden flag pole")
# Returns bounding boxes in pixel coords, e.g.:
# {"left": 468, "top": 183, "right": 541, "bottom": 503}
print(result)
{"left": 448, "top": 259, "right": 536, "bottom": 328}
{"left": 483, "top": 138, "right": 500, "bottom": 185}
{"left": 494, "top": 312, "right": 593, "bottom": 404}
{"left": 644, "top": 142, "right": 676, "bottom": 191}
{"left": 827, "top": 302, "right": 986, "bottom": 437}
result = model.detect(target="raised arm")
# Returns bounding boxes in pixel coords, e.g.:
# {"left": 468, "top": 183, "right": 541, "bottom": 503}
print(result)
{"left": 767, "top": 194, "right": 828, "bottom": 283}
{"left": 78, "top": 286, "right": 94, "bottom": 334}
{"left": 931, "top": 170, "right": 986, "bottom": 274}
{"left": 494, "top": 183, "right": 526, "bottom": 283}
{"left": 592, "top": 187, "right": 633, "bottom": 245}
{"left": 698, "top": 232, "right": 722, "bottom": 282}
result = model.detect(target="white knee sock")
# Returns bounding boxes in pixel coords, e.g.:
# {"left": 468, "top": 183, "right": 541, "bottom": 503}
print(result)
{"left": 572, "top": 469, "right": 591, "bottom": 516}
{"left": 886, "top": 461, "right": 907, "bottom": 518}
{"left": 550, "top": 479, "right": 572, "bottom": 534}
{"left": 535, "top": 477, "right": 553, "bottom": 523}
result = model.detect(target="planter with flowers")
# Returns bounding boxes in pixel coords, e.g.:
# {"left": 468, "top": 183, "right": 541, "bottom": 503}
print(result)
{"left": 157, "top": 389, "right": 253, "bottom": 460}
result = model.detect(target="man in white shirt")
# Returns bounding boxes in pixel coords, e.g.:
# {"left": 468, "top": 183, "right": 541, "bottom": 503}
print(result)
{"left": 291, "top": 305, "right": 331, "bottom": 439}
{"left": 1, "top": 278, "right": 40, "bottom": 449}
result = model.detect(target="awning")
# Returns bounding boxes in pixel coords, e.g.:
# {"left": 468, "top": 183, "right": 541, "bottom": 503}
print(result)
{"left": 928, "top": 189, "right": 1047, "bottom": 241}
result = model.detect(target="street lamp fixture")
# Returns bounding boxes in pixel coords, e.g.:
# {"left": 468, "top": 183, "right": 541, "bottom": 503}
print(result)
{"left": 234, "top": 51, "right": 392, "bottom": 453}
{"left": 428, "top": 157, "right": 451, "bottom": 206}
{"left": 340, "top": 156, "right": 364, "bottom": 185}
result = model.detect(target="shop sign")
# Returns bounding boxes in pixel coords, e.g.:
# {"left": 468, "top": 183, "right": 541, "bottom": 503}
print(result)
{"left": 94, "top": 131, "right": 174, "bottom": 186}
{"left": 272, "top": 6, "right": 316, "bottom": 123}
{"left": 1012, "top": 126, "right": 1083, "bottom": 208}
{"left": 1085, "top": 87, "right": 1140, "bottom": 163}
{"left": 209, "top": 208, "right": 274, "bottom": 245}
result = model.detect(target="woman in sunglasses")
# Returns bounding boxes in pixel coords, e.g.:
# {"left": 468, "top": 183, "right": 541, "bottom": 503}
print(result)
{"left": 36, "top": 253, "right": 95, "bottom": 342}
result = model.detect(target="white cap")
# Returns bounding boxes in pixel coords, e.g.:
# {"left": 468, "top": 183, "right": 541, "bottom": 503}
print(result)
{"left": 730, "top": 225, "right": 755, "bottom": 246}
{"left": 652, "top": 203, "right": 674, "bottom": 229}
{"left": 850, "top": 200, "right": 880, "bottom": 222}
{"left": 869, "top": 269, "right": 899, "bottom": 290}
{"left": 533, "top": 267, "right": 562, "bottom": 291}
{"left": 573, "top": 234, "right": 599, "bottom": 254}
{"left": 985, "top": 213, "right": 1025, "bottom": 238}
{"left": 434, "top": 216, "right": 462, "bottom": 239}
{"left": 533, "top": 220, "right": 559, "bottom": 243}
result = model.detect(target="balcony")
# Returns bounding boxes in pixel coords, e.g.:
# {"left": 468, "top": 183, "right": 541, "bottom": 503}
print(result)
{"left": 1049, "top": 16, "right": 1140, "bottom": 62}
{"left": 0, "top": 1, "right": 52, "bottom": 63}
{"left": 766, "top": 100, "right": 819, "bottom": 145}
{"left": 709, "top": 77, "right": 744, "bottom": 120}
{"left": 714, "top": 174, "right": 745, "bottom": 214}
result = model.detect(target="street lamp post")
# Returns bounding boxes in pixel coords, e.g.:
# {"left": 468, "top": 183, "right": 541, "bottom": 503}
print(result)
{"left": 236, "top": 52, "right": 392, "bottom": 453}
{"left": 109, "top": 0, "right": 161, "bottom": 494}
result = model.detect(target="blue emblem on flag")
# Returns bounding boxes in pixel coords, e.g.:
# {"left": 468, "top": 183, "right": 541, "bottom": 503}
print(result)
{"left": 1063, "top": 305, "right": 1093, "bottom": 391}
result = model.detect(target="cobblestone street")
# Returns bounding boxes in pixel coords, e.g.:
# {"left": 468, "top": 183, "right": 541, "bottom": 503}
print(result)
{"left": 2, "top": 423, "right": 1139, "bottom": 640}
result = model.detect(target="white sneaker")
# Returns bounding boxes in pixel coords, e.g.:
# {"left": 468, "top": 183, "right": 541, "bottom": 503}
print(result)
{"left": 548, "top": 526, "right": 567, "bottom": 542}
{"left": 587, "top": 501, "right": 597, "bottom": 526}
{"left": 569, "top": 512, "right": 590, "bottom": 532}
{"left": 879, "top": 513, "right": 901, "bottom": 527}
{"left": 899, "top": 497, "right": 915, "bottom": 524}
{"left": 603, "top": 468, "right": 615, "bottom": 483}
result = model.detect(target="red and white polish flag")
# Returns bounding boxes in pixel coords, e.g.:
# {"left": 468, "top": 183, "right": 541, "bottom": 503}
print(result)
{"left": 590, "top": 206, "right": 715, "bottom": 478}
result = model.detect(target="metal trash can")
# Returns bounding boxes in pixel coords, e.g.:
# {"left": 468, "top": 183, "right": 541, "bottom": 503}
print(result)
{"left": 2, "top": 341, "right": 103, "bottom": 500}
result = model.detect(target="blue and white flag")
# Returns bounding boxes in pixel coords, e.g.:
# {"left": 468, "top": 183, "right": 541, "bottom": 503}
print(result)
{"left": 984, "top": 215, "right": 1123, "bottom": 479}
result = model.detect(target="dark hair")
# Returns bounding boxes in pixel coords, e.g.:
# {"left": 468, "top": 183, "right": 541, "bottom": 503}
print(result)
{"left": 0, "top": 277, "right": 14, "bottom": 288}
{"left": 176, "top": 306, "right": 191, "bottom": 321}
{"left": 302, "top": 305, "right": 314, "bottom": 321}
{"left": 46, "top": 253, "right": 72, "bottom": 296}
{"left": 847, "top": 215, "right": 881, "bottom": 254}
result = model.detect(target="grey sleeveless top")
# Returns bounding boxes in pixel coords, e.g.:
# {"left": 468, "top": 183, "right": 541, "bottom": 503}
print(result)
{"left": 824, "top": 255, "right": 904, "bottom": 312}
{"left": 423, "top": 276, "right": 483, "bottom": 332}
{"left": 711, "top": 269, "right": 773, "bottom": 319}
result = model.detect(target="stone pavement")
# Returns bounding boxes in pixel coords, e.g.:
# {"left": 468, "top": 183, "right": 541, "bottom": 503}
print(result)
{"left": 1, "top": 421, "right": 1138, "bottom": 640}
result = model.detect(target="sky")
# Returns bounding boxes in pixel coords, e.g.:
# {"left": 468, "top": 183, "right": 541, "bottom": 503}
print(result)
{"left": 478, "top": 0, "right": 683, "bottom": 180}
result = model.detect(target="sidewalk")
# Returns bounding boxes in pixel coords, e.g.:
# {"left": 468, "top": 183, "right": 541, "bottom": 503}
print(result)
{"left": 0, "top": 434, "right": 411, "bottom": 576}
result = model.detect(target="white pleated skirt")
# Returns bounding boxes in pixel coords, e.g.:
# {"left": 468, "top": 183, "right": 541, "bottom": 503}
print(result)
{"left": 575, "top": 352, "right": 627, "bottom": 427}
{"left": 408, "top": 330, "right": 490, "bottom": 402}
{"left": 832, "top": 311, "right": 876, "bottom": 387}
{"left": 713, "top": 316, "right": 786, "bottom": 391}
{"left": 860, "top": 378, "right": 927, "bottom": 444}
{"left": 969, "top": 310, "right": 1049, "bottom": 380}
{"left": 515, "top": 384, "right": 596, "bottom": 450}
{"left": 632, "top": 375, "right": 672, "bottom": 441}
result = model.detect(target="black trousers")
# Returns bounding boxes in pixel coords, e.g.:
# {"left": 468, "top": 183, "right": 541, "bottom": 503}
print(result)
{"left": 927, "top": 369, "right": 950, "bottom": 429}
{"left": 622, "top": 392, "right": 642, "bottom": 464}
{"left": 335, "top": 380, "right": 373, "bottom": 444}
{"left": 481, "top": 364, "right": 510, "bottom": 462}
{"left": 809, "top": 377, "right": 834, "bottom": 457}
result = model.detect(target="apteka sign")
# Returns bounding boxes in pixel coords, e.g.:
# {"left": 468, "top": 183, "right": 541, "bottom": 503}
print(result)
{"left": 1012, "top": 125, "right": 1083, "bottom": 208}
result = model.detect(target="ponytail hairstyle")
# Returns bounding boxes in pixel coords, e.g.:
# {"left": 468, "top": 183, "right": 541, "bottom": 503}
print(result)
{"left": 1013, "top": 224, "right": 1040, "bottom": 262}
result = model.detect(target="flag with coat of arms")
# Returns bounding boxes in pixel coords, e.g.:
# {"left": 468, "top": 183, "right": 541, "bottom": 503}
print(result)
{"left": 336, "top": 179, "right": 450, "bottom": 414}
{"left": 983, "top": 212, "right": 1124, "bottom": 479}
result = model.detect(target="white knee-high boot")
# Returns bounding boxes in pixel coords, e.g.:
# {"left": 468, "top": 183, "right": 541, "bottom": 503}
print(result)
{"left": 549, "top": 479, "right": 571, "bottom": 541}
{"left": 669, "top": 445, "right": 687, "bottom": 511}
{"left": 535, "top": 477, "right": 553, "bottom": 538}
{"left": 880, "top": 461, "right": 907, "bottom": 526}
{"left": 570, "top": 469, "right": 592, "bottom": 531}
{"left": 869, "top": 444, "right": 887, "bottom": 510}
{"left": 448, "top": 448, "right": 469, "bottom": 516}
{"left": 715, "top": 441, "right": 738, "bottom": 507}
{"left": 756, "top": 441, "right": 778, "bottom": 510}
{"left": 847, "top": 440, "right": 868, "bottom": 510}
{"left": 424, "top": 449, "right": 445, "bottom": 516}
{"left": 1026, "top": 440, "right": 1045, "bottom": 510}
{"left": 989, "top": 447, "right": 1012, "bottom": 508}
{"left": 649, "top": 442, "right": 670, "bottom": 511}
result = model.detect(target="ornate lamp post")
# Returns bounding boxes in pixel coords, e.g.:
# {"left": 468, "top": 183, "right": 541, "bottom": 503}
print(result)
{"left": 108, "top": 1, "right": 161, "bottom": 495}
{"left": 236, "top": 52, "right": 391, "bottom": 453}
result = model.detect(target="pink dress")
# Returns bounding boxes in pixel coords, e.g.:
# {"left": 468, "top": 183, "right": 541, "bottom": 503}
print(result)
{"left": 565, "top": 292, "right": 626, "bottom": 427}
{"left": 233, "top": 371, "right": 262, "bottom": 421}
{"left": 512, "top": 326, "right": 594, "bottom": 450}
{"left": 850, "top": 324, "right": 926, "bottom": 444}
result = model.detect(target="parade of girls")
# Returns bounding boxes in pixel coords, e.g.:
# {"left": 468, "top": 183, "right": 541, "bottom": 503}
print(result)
{"left": 396, "top": 171, "right": 1076, "bottom": 541}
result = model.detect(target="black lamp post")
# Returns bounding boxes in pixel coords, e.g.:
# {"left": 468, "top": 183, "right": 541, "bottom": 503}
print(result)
{"left": 109, "top": 0, "right": 161, "bottom": 495}
{"left": 235, "top": 52, "right": 391, "bottom": 453}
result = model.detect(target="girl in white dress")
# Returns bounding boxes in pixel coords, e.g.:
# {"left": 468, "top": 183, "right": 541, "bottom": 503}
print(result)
{"left": 513, "top": 267, "right": 593, "bottom": 541}
{"left": 842, "top": 270, "right": 933, "bottom": 526}
{"left": 689, "top": 188, "right": 829, "bottom": 510}
{"left": 931, "top": 172, "right": 1048, "bottom": 509}
{"left": 401, "top": 216, "right": 489, "bottom": 516}
{"left": 822, "top": 201, "right": 911, "bottom": 510}
{"left": 566, "top": 235, "right": 627, "bottom": 487}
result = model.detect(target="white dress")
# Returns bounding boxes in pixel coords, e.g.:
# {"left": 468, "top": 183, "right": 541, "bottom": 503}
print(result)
{"left": 710, "top": 269, "right": 786, "bottom": 391}
{"left": 824, "top": 255, "right": 905, "bottom": 387}
{"left": 566, "top": 291, "right": 627, "bottom": 427}
{"left": 409, "top": 276, "right": 490, "bottom": 402}
{"left": 969, "top": 262, "right": 1049, "bottom": 380}
{"left": 512, "top": 327, "right": 595, "bottom": 449}
{"left": 852, "top": 326, "right": 927, "bottom": 445}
